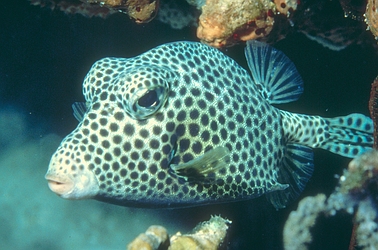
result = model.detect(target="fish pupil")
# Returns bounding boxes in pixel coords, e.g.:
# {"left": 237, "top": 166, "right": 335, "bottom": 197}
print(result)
{"left": 138, "top": 90, "right": 159, "bottom": 108}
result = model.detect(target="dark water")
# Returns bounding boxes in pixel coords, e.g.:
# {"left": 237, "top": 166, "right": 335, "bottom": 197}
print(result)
{"left": 1, "top": 1, "right": 377, "bottom": 249}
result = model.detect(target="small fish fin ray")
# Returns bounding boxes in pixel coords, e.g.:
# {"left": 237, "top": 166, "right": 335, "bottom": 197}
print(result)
{"left": 321, "top": 113, "right": 374, "bottom": 157}
{"left": 170, "top": 146, "right": 230, "bottom": 184}
{"left": 72, "top": 102, "right": 88, "bottom": 122}
{"left": 266, "top": 144, "right": 314, "bottom": 209}
{"left": 245, "top": 40, "right": 304, "bottom": 104}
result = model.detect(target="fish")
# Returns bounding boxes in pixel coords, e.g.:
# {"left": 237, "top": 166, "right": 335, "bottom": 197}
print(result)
{"left": 45, "top": 40, "right": 374, "bottom": 209}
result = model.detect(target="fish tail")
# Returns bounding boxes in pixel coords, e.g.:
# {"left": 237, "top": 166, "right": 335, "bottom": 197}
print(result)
{"left": 282, "top": 111, "right": 374, "bottom": 158}
{"left": 322, "top": 114, "right": 374, "bottom": 157}
{"left": 269, "top": 112, "right": 373, "bottom": 209}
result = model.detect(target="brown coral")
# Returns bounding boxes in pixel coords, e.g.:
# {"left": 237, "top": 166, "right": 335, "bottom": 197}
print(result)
{"left": 127, "top": 225, "right": 169, "bottom": 250}
{"left": 170, "top": 216, "right": 231, "bottom": 250}
{"left": 196, "top": 0, "right": 299, "bottom": 48}
{"left": 196, "top": 0, "right": 276, "bottom": 48}
{"left": 339, "top": 149, "right": 378, "bottom": 196}
{"left": 82, "top": 0, "right": 159, "bottom": 23}
{"left": 274, "top": 0, "right": 298, "bottom": 16}
{"left": 365, "top": 0, "right": 378, "bottom": 40}
{"left": 127, "top": 216, "right": 231, "bottom": 250}
{"left": 369, "top": 77, "right": 378, "bottom": 148}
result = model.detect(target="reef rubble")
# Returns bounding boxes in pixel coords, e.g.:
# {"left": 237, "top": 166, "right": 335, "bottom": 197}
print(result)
{"left": 127, "top": 215, "right": 231, "bottom": 250}
{"left": 29, "top": 0, "right": 378, "bottom": 49}
{"left": 283, "top": 150, "right": 378, "bottom": 249}
{"left": 365, "top": 0, "right": 378, "bottom": 40}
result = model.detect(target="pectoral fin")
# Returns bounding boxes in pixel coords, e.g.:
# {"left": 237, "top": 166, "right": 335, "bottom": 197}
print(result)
{"left": 170, "top": 147, "right": 230, "bottom": 184}
{"left": 72, "top": 102, "right": 89, "bottom": 122}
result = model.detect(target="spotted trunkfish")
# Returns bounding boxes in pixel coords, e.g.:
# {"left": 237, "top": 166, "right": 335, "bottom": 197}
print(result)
{"left": 45, "top": 40, "right": 373, "bottom": 209}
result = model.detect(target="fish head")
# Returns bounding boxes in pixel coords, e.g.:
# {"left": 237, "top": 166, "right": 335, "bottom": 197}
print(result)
{"left": 46, "top": 42, "right": 246, "bottom": 206}
{"left": 45, "top": 53, "right": 189, "bottom": 202}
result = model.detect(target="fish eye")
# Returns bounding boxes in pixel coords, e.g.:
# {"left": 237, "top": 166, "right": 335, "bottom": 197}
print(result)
{"left": 137, "top": 89, "right": 159, "bottom": 108}
{"left": 121, "top": 66, "right": 174, "bottom": 120}
{"left": 127, "top": 86, "right": 168, "bottom": 119}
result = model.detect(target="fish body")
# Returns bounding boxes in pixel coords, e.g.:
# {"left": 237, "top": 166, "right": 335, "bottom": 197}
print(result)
{"left": 46, "top": 41, "right": 373, "bottom": 209}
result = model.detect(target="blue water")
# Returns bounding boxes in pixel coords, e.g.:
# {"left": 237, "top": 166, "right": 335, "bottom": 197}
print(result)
{"left": 1, "top": 1, "right": 377, "bottom": 249}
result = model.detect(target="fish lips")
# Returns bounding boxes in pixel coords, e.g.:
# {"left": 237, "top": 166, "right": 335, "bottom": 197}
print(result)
{"left": 46, "top": 175, "right": 75, "bottom": 198}
{"left": 45, "top": 171, "right": 99, "bottom": 199}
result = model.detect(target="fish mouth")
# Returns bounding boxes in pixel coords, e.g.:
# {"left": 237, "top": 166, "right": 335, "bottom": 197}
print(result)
{"left": 46, "top": 176, "right": 74, "bottom": 196}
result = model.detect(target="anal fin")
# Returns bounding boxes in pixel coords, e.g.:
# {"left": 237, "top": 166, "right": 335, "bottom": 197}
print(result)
{"left": 266, "top": 144, "right": 314, "bottom": 209}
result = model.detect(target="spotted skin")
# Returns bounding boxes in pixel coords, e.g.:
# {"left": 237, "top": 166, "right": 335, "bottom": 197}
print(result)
{"left": 46, "top": 41, "right": 373, "bottom": 208}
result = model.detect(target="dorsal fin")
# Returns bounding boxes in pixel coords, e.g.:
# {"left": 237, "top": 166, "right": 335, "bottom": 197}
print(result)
{"left": 245, "top": 40, "right": 304, "bottom": 104}
{"left": 72, "top": 102, "right": 88, "bottom": 122}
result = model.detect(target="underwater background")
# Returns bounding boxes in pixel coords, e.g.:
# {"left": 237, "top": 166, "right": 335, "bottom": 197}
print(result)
{"left": 1, "top": 0, "right": 378, "bottom": 249}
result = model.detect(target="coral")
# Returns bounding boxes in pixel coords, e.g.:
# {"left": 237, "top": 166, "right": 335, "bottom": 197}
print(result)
{"left": 338, "top": 149, "right": 378, "bottom": 196}
{"left": 365, "top": 0, "right": 378, "bottom": 40}
{"left": 370, "top": 77, "right": 378, "bottom": 148}
{"left": 127, "top": 225, "right": 170, "bottom": 250}
{"left": 196, "top": 0, "right": 300, "bottom": 47}
{"left": 170, "top": 216, "right": 231, "bottom": 249}
{"left": 355, "top": 198, "right": 378, "bottom": 248}
{"left": 283, "top": 194, "right": 327, "bottom": 249}
{"left": 30, "top": 0, "right": 376, "bottom": 50}
{"left": 82, "top": 0, "right": 159, "bottom": 23}
{"left": 29, "top": 0, "right": 118, "bottom": 18}
{"left": 283, "top": 150, "right": 378, "bottom": 249}
{"left": 274, "top": 0, "right": 298, "bottom": 16}
{"left": 196, "top": 0, "right": 277, "bottom": 48}
{"left": 127, "top": 215, "right": 232, "bottom": 250}
{"left": 29, "top": 0, "right": 158, "bottom": 22}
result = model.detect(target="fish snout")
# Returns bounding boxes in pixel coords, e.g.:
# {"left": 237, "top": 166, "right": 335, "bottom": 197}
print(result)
{"left": 45, "top": 162, "right": 100, "bottom": 199}
{"left": 46, "top": 175, "right": 74, "bottom": 197}
{"left": 45, "top": 136, "right": 100, "bottom": 200}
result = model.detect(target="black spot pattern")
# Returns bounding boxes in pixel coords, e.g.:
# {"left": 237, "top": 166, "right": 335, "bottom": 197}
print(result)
{"left": 47, "top": 41, "right": 372, "bottom": 209}
{"left": 109, "top": 43, "right": 263, "bottom": 204}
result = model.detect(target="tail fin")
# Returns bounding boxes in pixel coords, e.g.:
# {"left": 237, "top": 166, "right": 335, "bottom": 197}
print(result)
{"left": 281, "top": 111, "right": 374, "bottom": 158}
{"left": 322, "top": 114, "right": 374, "bottom": 157}
{"left": 268, "top": 112, "right": 373, "bottom": 209}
